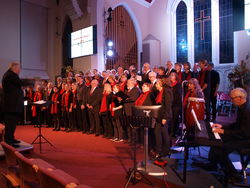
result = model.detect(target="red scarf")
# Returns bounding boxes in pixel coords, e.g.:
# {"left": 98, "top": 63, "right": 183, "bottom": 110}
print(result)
{"left": 198, "top": 68, "right": 207, "bottom": 88}
{"left": 135, "top": 91, "right": 150, "bottom": 106}
{"left": 72, "top": 90, "right": 77, "bottom": 106}
{"left": 100, "top": 92, "right": 108, "bottom": 112}
{"left": 155, "top": 89, "right": 164, "bottom": 104}
{"left": 51, "top": 92, "right": 59, "bottom": 114}
{"left": 63, "top": 91, "right": 71, "bottom": 111}
{"left": 32, "top": 91, "right": 43, "bottom": 117}
{"left": 177, "top": 71, "right": 182, "bottom": 82}
{"left": 171, "top": 81, "right": 178, "bottom": 87}
{"left": 119, "top": 81, "right": 127, "bottom": 92}
{"left": 59, "top": 89, "right": 65, "bottom": 95}
{"left": 85, "top": 83, "right": 91, "bottom": 87}
{"left": 26, "top": 90, "right": 33, "bottom": 99}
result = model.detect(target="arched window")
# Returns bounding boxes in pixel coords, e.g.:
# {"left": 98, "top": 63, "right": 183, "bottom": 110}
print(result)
{"left": 176, "top": 1, "right": 188, "bottom": 63}
{"left": 194, "top": 0, "right": 212, "bottom": 62}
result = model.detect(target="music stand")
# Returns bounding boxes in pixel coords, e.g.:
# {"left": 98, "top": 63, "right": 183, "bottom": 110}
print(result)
{"left": 125, "top": 105, "right": 164, "bottom": 188}
{"left": 31, "top": 100, "right": 55, "bottom": 153}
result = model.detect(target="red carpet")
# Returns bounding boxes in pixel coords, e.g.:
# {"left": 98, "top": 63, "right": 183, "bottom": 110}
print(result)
{"left": 0, "top": 125, "right": 185, "bottom": 188}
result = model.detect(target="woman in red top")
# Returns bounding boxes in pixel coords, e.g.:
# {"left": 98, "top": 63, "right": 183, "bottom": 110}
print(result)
{"left": 51, "top": 86, "right": 61, "bottom": 131}
{"left": 100, "top": 83, "right": 113, "bottom": 138}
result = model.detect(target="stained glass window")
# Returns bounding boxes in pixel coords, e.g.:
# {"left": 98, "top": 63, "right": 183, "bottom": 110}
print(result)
{"left": 194, "top": 0, "right": 212, "bottom": 62}
{"left": 219, "top": 0, "right": 234, "bottom": 63}
{"left": 176, "top": 1, "right": 188, "bottom": 63}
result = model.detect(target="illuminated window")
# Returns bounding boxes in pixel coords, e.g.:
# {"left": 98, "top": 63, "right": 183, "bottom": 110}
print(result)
{"left": 245, "top": 0, "right": 250, "bottom": 29}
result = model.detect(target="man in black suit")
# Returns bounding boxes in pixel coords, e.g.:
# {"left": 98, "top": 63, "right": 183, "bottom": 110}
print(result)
{"left": 139, "top": 62, "right": 151, "bottom": 86}
{"left": 86, "top": 79, "right": 102, "bottom": 136}
{"left": 165, "top": 61, "right": 176, "bottom": 77}
{"left": 2, "top": 62, "right": 24, "bottom": 147}
{"left": 196, "top": 88, "right": 250, "bottom": 183}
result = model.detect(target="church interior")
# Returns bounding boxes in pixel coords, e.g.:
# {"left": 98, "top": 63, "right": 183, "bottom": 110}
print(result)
{"left": 0, "top": 0, "right": 250, "bottom": 188}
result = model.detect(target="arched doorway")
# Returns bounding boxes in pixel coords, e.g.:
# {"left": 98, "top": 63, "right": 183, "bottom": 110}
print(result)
{"left": 62, "top": 16, "right": 73, "bottom": 68}
{"left": 105, "top": 6, "right": 138, "bottom": 70}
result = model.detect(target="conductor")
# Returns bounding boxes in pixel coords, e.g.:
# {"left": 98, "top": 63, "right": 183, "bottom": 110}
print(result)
{"left": 2, "top": 62, "right": 24, "bottom": 147}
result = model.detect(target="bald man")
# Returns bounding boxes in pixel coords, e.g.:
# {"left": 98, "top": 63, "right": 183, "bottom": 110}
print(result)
{"left": 2, "top": 62, "right": 24, "bottom": 147}
{"left": 195, "top": 88, "right": 250, "bottom": 183}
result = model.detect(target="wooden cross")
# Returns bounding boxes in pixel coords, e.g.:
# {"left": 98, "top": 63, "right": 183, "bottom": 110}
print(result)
{"left": 195, "top": 10, "right": 211, "bottom": 40}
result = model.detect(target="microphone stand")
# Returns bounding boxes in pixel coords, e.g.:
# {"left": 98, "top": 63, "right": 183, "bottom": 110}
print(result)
{"left": 175, "top": 80, "right": 188, "bottom": 145}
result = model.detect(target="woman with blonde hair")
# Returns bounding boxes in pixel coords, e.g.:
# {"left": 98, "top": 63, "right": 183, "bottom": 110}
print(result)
{"left": 99, "top": 83, "right": 113, "bottom": 138}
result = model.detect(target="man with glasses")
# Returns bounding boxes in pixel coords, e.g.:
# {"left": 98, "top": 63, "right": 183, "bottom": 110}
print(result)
{"left": 195, "top": 87, "right": 250, "bottom": 183}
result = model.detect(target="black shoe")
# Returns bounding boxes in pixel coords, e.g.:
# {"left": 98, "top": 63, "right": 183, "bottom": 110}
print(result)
{"left": 95, "top": 134, "right": 100, "bottom": 137}
{"left": 66, "top": 129, "right": 72, "bottom": 132}
{"left": 192, "top": 161, "right": 217, "bottom": 171}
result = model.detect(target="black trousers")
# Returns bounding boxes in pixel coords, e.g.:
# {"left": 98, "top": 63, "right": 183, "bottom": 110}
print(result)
{"left": 112, "top": 117, "right": 123, "bottom": 140}
{"left": 210, "top": 93, "right": 217, "bottom": 120}
{"left": 101, "top": 112, "right": 113, "bottom": 138}
{"left": 170, "top": 105, "right": 181, "bottom": 137}
{"left": 154, "top": 122, "right": 170, "bottom": 155}
{"left": 88, "top": 109, "right": 100, "bottom": 134}
{"left": 4, "top": 112, "right": 22, "bottom": 143}
{"left": 204, "top": 90, "right": 211, "bottom": 120}
{"left": 208, "top": 135, "right": 250, "bottom": 177}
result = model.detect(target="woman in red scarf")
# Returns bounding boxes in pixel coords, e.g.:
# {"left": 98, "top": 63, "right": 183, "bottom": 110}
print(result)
{"left": 174, "top": 63, "right": 183, "bottom": 82}
{"left": 119, "top": 73, "right": 127, "bottom": 92}
{"left": 31, "top": 85, "right": 43, "bottom": 126}
{"left": 69, "top": 82, "right": 78, "bottom": 132}
{"left": 169, "top": 72, "right": 182, "bottom": 137}
{"left": 153, "top": 79, "right": 173, "bottom": 159}
{"left": 51, "top": 86, "right": 61, "bottom": 131}
{"left": 107, "top": 75, "right": 117, "bottom": 88}
{"left": 100, "top": 83, "right": 113, "bottom": 138}
{"left": 111, "top": 84, "right": 126, "bottom": 142}
{"left": 61, "top": 83, "right": 73, "bottom": 132}
{"left": 134, "top": 83, "right": 153, "bottom": 106}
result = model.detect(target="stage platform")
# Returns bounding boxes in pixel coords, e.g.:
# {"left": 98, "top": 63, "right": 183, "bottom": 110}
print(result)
{"left": 0, "top": 140, "right": 33, "bottom": 157}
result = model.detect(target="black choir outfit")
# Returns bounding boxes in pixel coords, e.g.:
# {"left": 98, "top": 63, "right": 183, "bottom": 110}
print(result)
{"left": 170, "top": 81, "right": 182, "bottom": 137}
{"left": 86, "top": 86, "right": 102, "bottom": 135}
{"left": 51, "top": 91, "right": 61, "bottom": 131}
{"left": 2, "top": 69, "right": 24, "bottom": 145}
{"left": 111, "top": 91, "right": 125, "bottom": 141}
{"left": 61, "top": 90, "right": 73, "bottom": 131}
{"left": 154, "top": 87, "right": 173, "bottom": 157}
{"left": 124, "top": 87, "right": 140, "bottom": 142}
{"left": 198, "top": 68, "right": 211, "bottom": 120}
{"left": 209, "top": 69, "right": 220, "bottom": 121}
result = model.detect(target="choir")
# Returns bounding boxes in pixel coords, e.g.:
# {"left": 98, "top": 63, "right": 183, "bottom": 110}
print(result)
{"left": 23, "top": 60, "right": 220, "bottom": 157}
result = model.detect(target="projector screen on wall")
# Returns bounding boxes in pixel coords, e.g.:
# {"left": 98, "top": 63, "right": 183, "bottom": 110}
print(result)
{"left": 71, "top": 25, "right": 97, "bottom": 58}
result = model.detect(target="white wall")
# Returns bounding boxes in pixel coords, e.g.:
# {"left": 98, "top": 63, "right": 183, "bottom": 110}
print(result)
{"left": 0, "top": 0, "right": 20, "bottom": 82}
{"left": 20, "top": 1, "right": 49, "bottom": 79}
{"left": 234, "top": 30, "right": 250, "bottom": 65}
